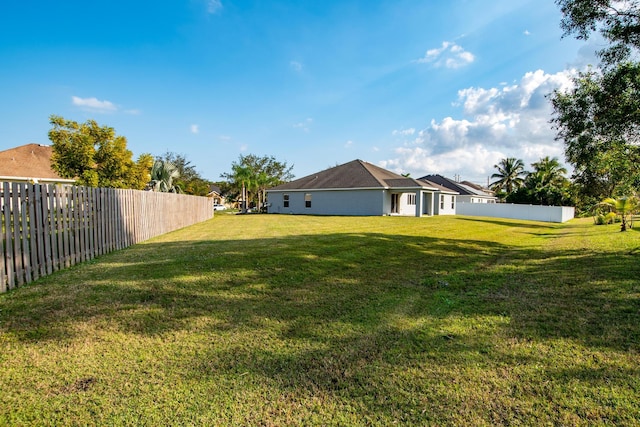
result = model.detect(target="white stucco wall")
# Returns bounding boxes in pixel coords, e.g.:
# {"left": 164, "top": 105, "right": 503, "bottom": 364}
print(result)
{"left": 456, "top": 202, "right": 575, "bottom": 223}
{"left": 434, "top": 193, "right": 456, "bottom": 215}
{"left": 397, "top": 193, "right": 416, "bottom": 216}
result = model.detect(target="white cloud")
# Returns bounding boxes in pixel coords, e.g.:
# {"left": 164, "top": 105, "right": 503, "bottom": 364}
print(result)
{"left": 345, "top": 140, "right": 354, "bottom": 149}
{"left": 524, "top": 30, "right": 531, "bottom": 36}
{"left": 72, "top": 96, "right": 117, "bottom": 113}
{"left": 290, "top": 61, "right": 303, "bottom": 72}
{"left": 392, "top": 128, "right": 415, "bottom": 136}
{"left": 293, "top": 118, "right": 313, "bottom": 132}
{"left": 416, "top": 41, "right": 475, "bottom": 69}
{"left": 383, "top": 69, "right": 577, "bottom": 183}
{"left": 191, "top": 124, "right": 199, "bottom": 134}
{"left": 381, "top": 144, "right": 504, "bottom": 183}
{"left": 207, "top": 0, "right": 222, "bottom": 14}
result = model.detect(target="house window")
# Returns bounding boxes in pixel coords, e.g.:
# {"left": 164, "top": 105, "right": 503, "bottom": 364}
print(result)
{"left": 283, "top": 194, "right": 289, "bottom": 208}
{"left": 451, "top": 196, "right": 455, "bottom": 209}
{"left": 407, "top": 194, "right": 416, "bottom": 205}
{"left": 305, "top": 193, "right": 312, "bottom": 208}
{"left": 440, "top": 195, "right": 444, "bottom": 210}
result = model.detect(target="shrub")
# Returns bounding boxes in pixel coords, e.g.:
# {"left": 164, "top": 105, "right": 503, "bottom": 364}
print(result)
{"left": 605, "top": 212, "right": 619, "bottom": 224}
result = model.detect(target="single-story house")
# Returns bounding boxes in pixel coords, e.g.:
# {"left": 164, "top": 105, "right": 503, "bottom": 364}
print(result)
{"left": 206, "top": 184, "right": 226, "bottom": 205}
{"left": 0, "top": 143, "right": 75, "bottom": 184}
{"left": 266, "top": 159, "right": 458, "bottom": 217}
{"left": 419, "top": 174, "right": 497, "bottom": 204}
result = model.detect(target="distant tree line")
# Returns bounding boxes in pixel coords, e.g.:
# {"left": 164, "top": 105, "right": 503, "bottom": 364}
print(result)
{"left": 48, "top": 115, "right": 214, "bottom": 196}
{"left": 47, "top": 116, "right": 296, "bottom": 210}
{"left": 489, "top": 156, "right": 573, "bottom": 206}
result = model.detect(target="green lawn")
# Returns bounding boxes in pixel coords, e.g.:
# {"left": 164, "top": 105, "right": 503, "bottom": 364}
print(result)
{"left": 1, "top": 214, "right": 639, "bottom": 426}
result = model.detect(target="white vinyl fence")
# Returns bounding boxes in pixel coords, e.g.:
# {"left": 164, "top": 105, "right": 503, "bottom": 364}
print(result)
{"left": 1, "top": 182, "right": 213, "bottom": 293}
{"left": 456, "top": 202, "right": 575, "bottom": 223}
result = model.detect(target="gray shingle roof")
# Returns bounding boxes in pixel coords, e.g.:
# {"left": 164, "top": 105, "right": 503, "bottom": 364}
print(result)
{"left": 419, "top": 174, "right": 495, "bottom": 197}
{"left": 270, "top": 159, "right": 443, "bottom": 191}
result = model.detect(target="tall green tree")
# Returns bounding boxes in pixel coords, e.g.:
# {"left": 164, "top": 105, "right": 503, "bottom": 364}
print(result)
{"left": 130, "top": 153, "right": 155, "bottom": 190}
{"left": 48, "top": 115, "right": 151, "bottom": 189}
{"left": 556, "top": 0, "right": 640, "bottom": 67}
{"left": 490, "top": 157, "right": 527, "bottom": 195}
{"left": 551, "top": 64, "right": 640, "bottom": 204}
{"left": 552, "top": 0, "right": 640, "bottom": 208}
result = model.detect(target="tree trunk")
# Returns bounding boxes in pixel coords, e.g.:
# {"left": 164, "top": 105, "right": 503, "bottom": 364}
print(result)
{"left": 242, "top": 183, "right": 247, "bottom": 213}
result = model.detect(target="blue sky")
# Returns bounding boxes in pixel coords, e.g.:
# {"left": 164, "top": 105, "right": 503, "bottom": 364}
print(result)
{"left": 1, "top": 0, "right": 596, "bottom": 185}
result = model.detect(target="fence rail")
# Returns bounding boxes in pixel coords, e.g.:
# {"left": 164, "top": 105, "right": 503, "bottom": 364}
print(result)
{"left": 1, "top": 182, "right": 213, "bottom": 293}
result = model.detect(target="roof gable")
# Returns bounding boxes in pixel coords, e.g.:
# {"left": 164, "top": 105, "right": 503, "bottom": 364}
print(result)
{"left": 207, "top": 184, "right": 222, "bottom": 195}
{"left": 269, "top": 159, "right": 438, "bottom": 191}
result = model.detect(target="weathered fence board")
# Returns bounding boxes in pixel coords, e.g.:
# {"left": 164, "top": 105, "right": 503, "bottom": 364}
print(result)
{"left": 0, "top": 183, "right": 213, "bottom": 292}
{"left": 3, "top": 182, "right": 15, "bottom": 290}
{"left": 0, "top": 184, "right": 6, "bottom": 292}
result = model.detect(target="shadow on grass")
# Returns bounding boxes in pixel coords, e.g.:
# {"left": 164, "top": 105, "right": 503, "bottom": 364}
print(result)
{"left": 1, "top": 222, "right": 639, "bottom": 423}
{"left": 454, "top": 216, "right": 565, "bottom": 230}
{"left": 1, "top": 229, "right": 638, "bottom": 351}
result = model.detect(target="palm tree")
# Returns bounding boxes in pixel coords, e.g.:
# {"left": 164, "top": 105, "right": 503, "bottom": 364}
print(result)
{"left": 599, "top": 196, "right": 638, "bottom": 231}
{"left": 147, "top": 160, "right": 181, "bottom": 193}
{"left": 255, "top": 171, "right": 277, "bottom": 212}
{"left": 490, "top": 158, "right": 526, "bottom": 194}
{"left": 527, "top": 156, "right": 569, "bottom": 205}
{"left": 232, "top": 165, "right": 255, "bottom": 213}
{"left": 530, "top": 156, "right": 568, "bottom": 188}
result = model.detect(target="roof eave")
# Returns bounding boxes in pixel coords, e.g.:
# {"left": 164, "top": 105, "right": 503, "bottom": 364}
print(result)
{"left": 0, "top": 175, "right": 76, "bottom": 184}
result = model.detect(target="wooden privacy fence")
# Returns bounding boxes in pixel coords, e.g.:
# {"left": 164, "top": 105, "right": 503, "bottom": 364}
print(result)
{"left": 0, "top": 182, "right": 213, "bottom": 293}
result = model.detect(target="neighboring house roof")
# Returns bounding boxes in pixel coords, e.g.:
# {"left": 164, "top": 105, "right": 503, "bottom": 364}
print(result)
{"left": 0, "top": 143, "right": 73, "bottom": 183}
{"left": 207, "top": 184, "right": 222, "bottom": 196}
{"left": 419, "top": 174, "right": 495, "bottom": 198}
{"left": 461, "top": 180, "right": 484, "bottom": 191}
{"left": 420, "top": 179, "right": 459, "bottom": 194}
{"left": 269, "top": 159, "right": 456, "bottom": 192}
{"left": 461, "top": 180, "right": 495, "bottom": 195}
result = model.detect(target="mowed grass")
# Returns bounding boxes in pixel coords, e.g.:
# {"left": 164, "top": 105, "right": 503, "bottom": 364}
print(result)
{"left": 0, "top": 213, "right": 639, "bottom": 426}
